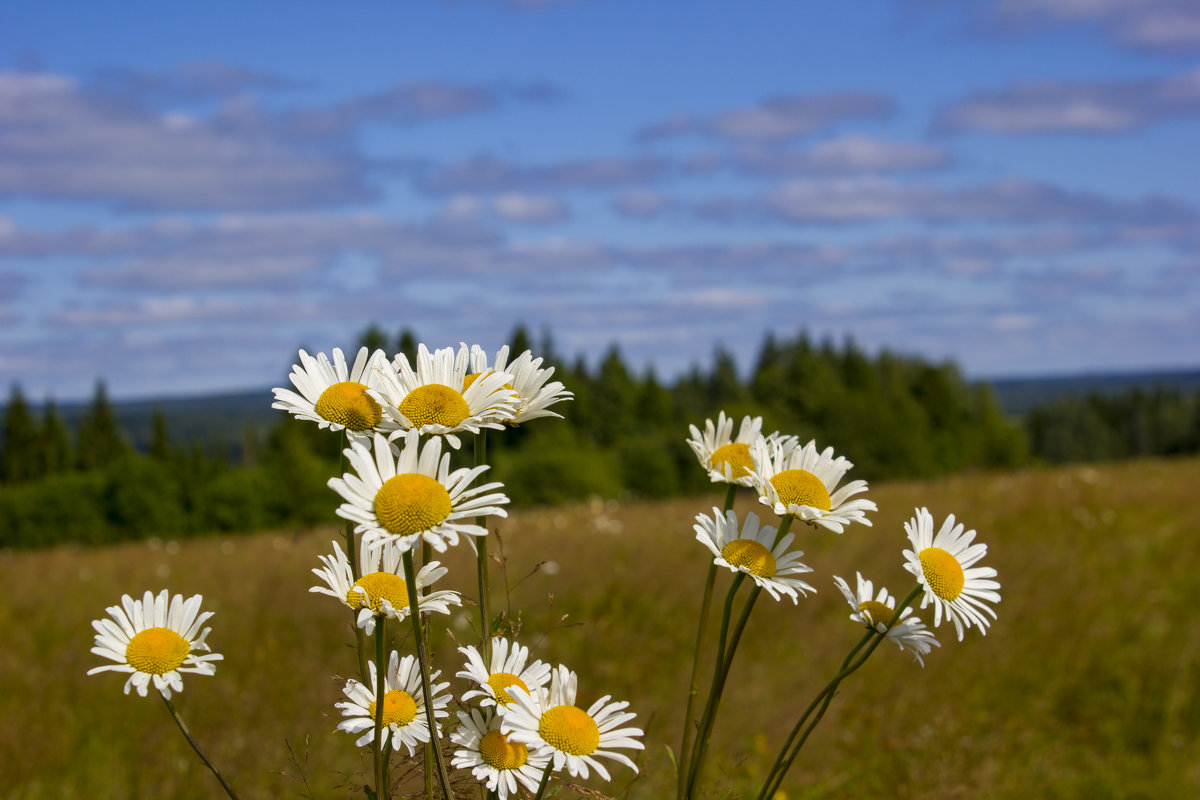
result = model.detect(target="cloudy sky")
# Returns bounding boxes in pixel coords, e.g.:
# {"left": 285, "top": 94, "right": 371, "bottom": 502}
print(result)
{"left": 3, "top": 0, "right": 1199, "bottom": 402}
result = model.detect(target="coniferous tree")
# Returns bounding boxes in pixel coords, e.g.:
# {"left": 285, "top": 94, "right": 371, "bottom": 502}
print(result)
{"left": 149, "top": 408, "right": 172, "bottom": 461}
{"left": 396, "top": 329, "right": 419, "bottom": 363}
{"left": 357, "top": 322, "right": 389, "bottom": 354}
{"left": 508, "top": 324, "right": 533, "bottom": 358}
{"left": 1, "top": 384, "right": 41, "bottom": 482}
{"left": 40, "top": 398, "right": 73, "bottom": 475}
{"left": 76, "top": 381, "right": 127, "bottom": 471}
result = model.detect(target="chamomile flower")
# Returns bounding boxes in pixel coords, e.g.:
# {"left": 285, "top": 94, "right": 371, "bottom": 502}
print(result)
{"left": 272, "top": 347, "right": 395, "bottom": 440}
{"left": 310, "top": 539, "right": 461, "bottom": 635}
{"left": 468, "top": 344, "right": 573, "bottom": 424}
{"left": 832, "top": 572, "right": 940, "bottom": 666}
{"left": 749, "top": 438, "right": 876, "bottom": 532}
{"left": 694, "top": 509, "right": 816, "bottom": 603}
{"left": 686, "top": 412, "right": 767, "bottom": 486}
{"left": 375, "top": 343, "right": 517, "bottom": 449}
{"left": 87, "top": 590, "right": 223, "bottom": 699}
{"left": 458, "top": 638, "right": 552, "bottom": 711}
{"left": 336, "top": 651, "right": 450, "bottom": 754}
{"left": 328, "top": 430, "right": 509, "bottom": 553}
{"left": 451, "top": 708, "right": 551, "bottom": 800}
{"left": 503, "top": 665, "right": 644, "bottom": 782}
{"left": 902, "top": 508, "right": 1001, "bottom": 641}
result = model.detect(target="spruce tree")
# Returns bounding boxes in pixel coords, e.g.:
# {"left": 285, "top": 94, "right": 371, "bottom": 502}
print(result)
{"left": 150, "top": 408, "right": 171, "bottom": 461}
{"left": 76, "top": 380, "right": 127, "bottom": 470}
{"left": 40, "top": 398, "right": 73, "bottom": 475}
{"left": 1, "top": 384, "right": 41, "bottom": 482}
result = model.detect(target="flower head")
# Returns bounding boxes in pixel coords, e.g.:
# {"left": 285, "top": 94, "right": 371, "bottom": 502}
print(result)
{"left": 749, "top": 438, "right": 875, "bottom": 532}
{"left": 375, "top": 343, "right": 517, "bottom": 449}
{"left": 451, "top": 708, "right": 552, "bottom": 800}
{"left": 310, "top": 539, "right": 461, "bottom": 635}
{"left": 502, "top": 665, "right": 644, "bottom": 782}
{"left": 902, "top": 508, "right": 1001, "bottom": 640}
{"left": 469, "top": 345, "right": 573, "bottom": 424}
{"left": 272, "top": 347, "right": 395, "bottom": 440}
{"left": 686, "top": 412, "right": 768, "bottom": 486}
{"left": 328, "top": 430, "right": 509, "bottom": 553}
{"left": 694, "top": 509, "right": 816, "bottom": 603}
{"left": 336, "top": 651, "right": 450, "bottom": 754}
{"left": 832, "top": 572, "right": 940, "bottom": 666}
{"left": 87, "top": 590, "right": 223, "bottom": 699}
{"left": 458, "top": 638, "right": 552, "bottom": 711}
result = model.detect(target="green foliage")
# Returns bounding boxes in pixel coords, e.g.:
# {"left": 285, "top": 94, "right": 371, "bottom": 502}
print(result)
{"left": 494, "top": 427, "right": 624, "bottom": 506}
{"left": 1026, "top": 388, "right": 1200, "bottom": 463}
{"left": 76, "top": 381, "right": 128, "bottom": 471}
{"left": 1, "top": 385, "right": 41, "bottom": 483}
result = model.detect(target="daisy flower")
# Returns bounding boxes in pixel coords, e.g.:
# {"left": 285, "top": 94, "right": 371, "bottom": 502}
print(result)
{"left": 468, "top": 344, "right": 573, "bottom": 424}
{"left": 749, "top": 438, "right": 876, "bottom": 532}
{"left": 694, "top": 509, "right": 816, "bottom": 603}
{"left": 458, "top": 638, "right": 552, "bottom": 711}
{"left": 310, "top": 539, "right": 461, "bottom": 635}
{"left": 272, "top": 347, "right": 395, "bottom": 440}
{"left": 686, "top": 412, "right": 767, "bottom": 486}
{"left": 503, "top": 665, "right": 644, "bottom": 782}
{"left": 451, "top": 708, "right": 551, "bottom": 800}
{"left": 832, "top": 572, "right": 940, "bottom": 666}
{"left": 328, "top": 430, "right": 509, "bottom": 553}
{"left": 87, "top": 590, "right": 223, "bottom": 699}
{"left": 336, "top": 651, "right": 451, "bottom": 754}
{"left": 374, "top": 343, "right": 517, "bottom": 449}
{"left": 902, "top": 507, "right": 1001, "bottom": 641}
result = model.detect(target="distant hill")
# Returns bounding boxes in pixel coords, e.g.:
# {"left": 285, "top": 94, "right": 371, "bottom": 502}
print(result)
{"left": 59, "top": 388, "right": 278, "bottom": 457}
{"left": 14, "top": 367, "right": 1200, "bottom": 452}
{"left": 984, "top": 368, "right": 1200, "bottom": 416}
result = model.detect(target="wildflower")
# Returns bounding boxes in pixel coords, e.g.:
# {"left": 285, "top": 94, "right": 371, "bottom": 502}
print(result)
{"left": 336, "top": 651, "right": 450, "bottom": 754}
{"left": 468, "top": 344, "right": 573, "bottom": 424}
{"left": 310, "top": 538, "right": 461, "bottom": 635}
{"left": 503, "top": 665, "right": 644, "bottom": 781}
{"left": 832, "top": 572, "right": 940, "bottom": 665}
{"left": 458, "top": 638, "right": 552, "bottom": 711}
{"left": 272, "top": 347, "right": 395, "bottom": 439}
{"left": 328, "top": 430, "right": 508, "bottom": 553}
{"left": 87, "top": 590, "right": 222, "bottom": 698}
{"left": 694, "top": 509, "right": 816, "bottom": 603}
{"left": 750, "top": 438, "right": 875, "bottom": 532}
{"left": 451, "top": 708, "right": 551, "bottom": 800}
{"left": 902, "top": 508, "right": 1001, "bottom": 640}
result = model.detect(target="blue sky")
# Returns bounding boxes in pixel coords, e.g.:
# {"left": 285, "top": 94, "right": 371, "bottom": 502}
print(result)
{"left": 3, "top": 0, "right": 1199, "bottom": 401}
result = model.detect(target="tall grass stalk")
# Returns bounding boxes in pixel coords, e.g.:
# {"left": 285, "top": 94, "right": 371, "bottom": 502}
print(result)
{"left": 475, "top": 431, "right": 492, "bottom": 663}
{"left": 373, "top": 616, "right": 388, "bottom": 800}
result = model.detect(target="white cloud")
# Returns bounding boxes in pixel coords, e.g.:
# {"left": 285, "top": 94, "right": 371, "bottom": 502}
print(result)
{"left": 492, "top": 193, "right": 569, "bottom": 223}
{"left": 637, "top": 92, "right": 895, "bottom": 143}
{"left": 935, "top": 67, "right": 1200, "bottom": 134}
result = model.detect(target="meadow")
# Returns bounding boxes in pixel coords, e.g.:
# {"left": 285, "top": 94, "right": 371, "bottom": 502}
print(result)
{"left": 2, "top": 456, "right": 1197, "bottom": 799}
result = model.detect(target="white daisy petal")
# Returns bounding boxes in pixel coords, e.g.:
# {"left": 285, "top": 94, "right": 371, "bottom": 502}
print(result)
{"left": 87, "top": 591, "right": 221, "bottom": 699}
{"left": 694, "top": 508, "right": 816, "bottom": 603}
{"left": 272, "top": 347, "right": 397, "bottom": 440}
{"left": 749, "top": 438, "right": 876, "bottom": 532}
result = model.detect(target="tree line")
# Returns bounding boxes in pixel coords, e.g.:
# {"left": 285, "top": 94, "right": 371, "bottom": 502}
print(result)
{"left": 1, "top": 325, "right": 1196, "bottom": 549}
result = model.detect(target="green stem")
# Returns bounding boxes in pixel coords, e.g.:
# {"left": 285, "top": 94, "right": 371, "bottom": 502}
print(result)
{"left": 475, "top": 431, "right": 492, "bottom": 663}
{"left": 685, "top": 515, "right": 793, "bottom": 800}
{"left": 403, "top": 549, "right": 454, "bottom": 800}
{"left": 339, "top": 440, "right": 370, "bottom": 685}
{"left": 530, "top": 760, "right": 555, "bottom": 800}
{"left": 161, "top": 694, "right": 241, "bottom": 800}
{"left": 374, "top": 616, "right": 388, "bottom": 800}
{"left": 759, "top": 585, "right": 924, "bottom": 799}
{"left": 676, "top": 484, "right": 739, "bottom": 799}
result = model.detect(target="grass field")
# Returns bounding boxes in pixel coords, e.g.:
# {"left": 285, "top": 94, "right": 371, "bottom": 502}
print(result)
{"left": 2, "top": 457, "right": 1197, "bottom": 799}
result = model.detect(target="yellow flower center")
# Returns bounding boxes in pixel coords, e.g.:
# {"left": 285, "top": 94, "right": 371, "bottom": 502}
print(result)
{"left": 374, "top": 474, "right": 453, "bottom": 537}
{"left": 769, "top": 469, "right": 831, "bottom": 511}
{"left": 346, "top": 572, "right": 408, "bottom": 612}
{"left": 125, "top": 627, "right": 191, "bottom": 675}
{"left": 314, "top": 381, "right": 382, "bottom": 432}
{"left": 399, "top": 384, "right": 470, "bottom": 428}
{"left": 479, "top": 729, "right": 529, "bottom": 770}
{"left": 720, "top": 539, "right": 777, "bottom": 578}
{"left": 710, "top": 442, "right": 753, "bottom": 479}
{"left": 857, "top": 600, "right": 894, "bottom": 628}
{"left": 538, "top": 705, "right": 600, "bottom": 756}
{"left": 368, "top": 689, "right": 418, "bottom": 727}
{"left": 486, "top": 672, "right": 529, "bottom": 706}
{"left": 919, "top": 547, "right": 965, "bottom": 601}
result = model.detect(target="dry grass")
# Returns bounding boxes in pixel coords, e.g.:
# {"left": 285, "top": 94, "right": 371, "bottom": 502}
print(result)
{"left": 2, "top": 457, "right": 1198, "bottom": 799}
